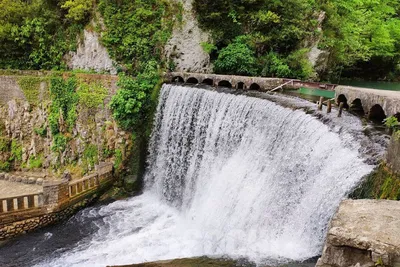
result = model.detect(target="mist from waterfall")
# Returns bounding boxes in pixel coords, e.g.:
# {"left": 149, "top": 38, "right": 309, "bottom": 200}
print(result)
{"left": 32, "top": 84, "right": 373, "bottom": 267}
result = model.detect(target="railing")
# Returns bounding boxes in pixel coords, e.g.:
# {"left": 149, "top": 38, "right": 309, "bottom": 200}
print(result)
{"left": 68, "top": 174, "right": 99, "bottom": 198}
{"left": 0, "top": 193, "right": 43, "bottom": 214}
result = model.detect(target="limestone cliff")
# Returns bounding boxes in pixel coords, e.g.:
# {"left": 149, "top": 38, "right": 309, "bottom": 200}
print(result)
{"left": 164, "top": 0, "right": 212, "bottom": 73}
{"left": 65, "top": 29, "right": 117, "bottom": 75}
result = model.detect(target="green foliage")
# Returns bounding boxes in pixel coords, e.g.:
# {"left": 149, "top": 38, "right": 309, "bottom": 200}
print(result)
{"left": 384, "top": 116, "right": 399, "bottom": 129}
{"left": 260, "top": 52, "right": 291, "bottom": 78}
{"left": 61, "top": 0, "right": 93, "bottom": 22}
{"left": 17, "top": 77, "right": 48, "bottom": 105}
{"left": 82, "top": 144, "right": 99, "bottom": 173}
{"left": 201, "top": 42, "right": 217, "bottom": 54}
{"left": 0, "top": 0, "right": 85, "bottom": 69}
{"left": 49, "top": 76, "right": 79, "bottom": 135}
{"left": 51, "top": 134, "right": 68, "bottom": 153}
{"left": 0, "top": 161, "right": 11, "bottom": 171}
{"left": 98, "top": 0, "right": 181, "bottom": 73}
{"left": 29, "top": 155, "right": 43, "bottom": 169}
{"left": 194, "top": 0, "right": 400, "bottom": 80}
{"left": 114, "top": 149, "right": 123, "bottom": 170}
{"left": 214, "top": 36, "right": 257, "bottom": 76}
{"left": 34, "top": 126, "right": 47, "bottom": 137}
{"left": 0, "top": 137, "right": 10, "bottom": 152}
{"left": 351, "top": 164, "right": 400, "bottom": 200}
{"left": 77, "top": 81, "right": 108, "bottom": 109}
{"left": 110, "top": 61, "right": 160, "bottom": 130}
{"left": 286, "top": 49, "right": 314, "bottom": 80}
{"left": 10, "top": 140, "right": 22, "bottom": 162}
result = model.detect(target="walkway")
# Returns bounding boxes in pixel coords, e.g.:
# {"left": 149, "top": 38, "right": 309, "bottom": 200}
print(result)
{"left": 0, "top": 180, "right": 42, "bottom": 199}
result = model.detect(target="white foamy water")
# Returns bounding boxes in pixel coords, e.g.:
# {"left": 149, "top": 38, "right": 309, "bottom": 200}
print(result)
{"left": 36, "top": 85, "right": 373, "bottom": 267}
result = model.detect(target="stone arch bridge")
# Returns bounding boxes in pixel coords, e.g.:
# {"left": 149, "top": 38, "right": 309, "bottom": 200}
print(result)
{"left": 166, "top": 72, "right": 400, "bottom": 122}
{"left": 335, "top": 86, "right": 400, "bottom": 122}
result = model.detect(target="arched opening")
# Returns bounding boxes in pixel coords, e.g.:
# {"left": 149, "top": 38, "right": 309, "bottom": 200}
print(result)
{"left": 350, "top": 99, "right": 365, "bottom": 116}
{"left": 202, "top": 78, "right": 213, "bottom": 86}
{"left": 369, "top": 104, "right": 386, "bottom": 124}
{"left": 218, "top": 80, "right": 232, "bottom": 88}
{"left": 249, "top": 83, "right": 261, "bottom": 91}
{"left": 237, "top": 82, "right": 245, "bottom": 90}
{"left": 337, "top": 94, "right": 349, "bottom": 109}
{"left": 186, "top": 77, "right": 199, "bottom": 84}
{"left": 172, "top": 76, "right": 184, "bottom": 83}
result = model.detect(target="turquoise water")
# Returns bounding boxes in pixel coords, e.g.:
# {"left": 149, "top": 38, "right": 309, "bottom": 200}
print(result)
{"left": 338, "top": 80, "right": 400, "bottom": 91}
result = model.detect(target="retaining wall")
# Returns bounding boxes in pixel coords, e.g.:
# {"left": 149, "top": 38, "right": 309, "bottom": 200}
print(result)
{"left": 0, "top": 162, "right": 114, "bottom": 240}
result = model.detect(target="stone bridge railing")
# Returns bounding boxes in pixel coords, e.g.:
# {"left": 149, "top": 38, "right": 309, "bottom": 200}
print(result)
{"left": 0, "top": 193, "right": 43, "bottom": 213}
{"left": 165, "top": 72, "right": 337, "bottom": 91}
{"left": 335, "top": 85, "right": 400, "bottom": 121}
{"left": 166, "top": 72, "right": 285, "bottom": 91}
{"left": 0, "top": 162, "right": 114, "bottom": 240}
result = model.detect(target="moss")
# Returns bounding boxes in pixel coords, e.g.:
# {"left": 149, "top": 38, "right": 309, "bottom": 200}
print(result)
{"left": 10, "top": 139, "right": 22, "bottom": 162}
{"left": 0, "top": 137, "right": 10, "bottom": 152}
{"left": 17, "top": 76, "right": 49, "bottom": 105}
{"left": 0, "top": 160, "right": 11, "bottom": 171}
{"left": 29, "top": 155, "right": 43, "bottom": 169}
{"left": 114, "top": 149, "right": 123, "bottom": 171}
{"left": 351, "top": 163, "right": 400, "bottom": 200}
{"left": 34, "top": 126, "right": 47, "bottom": 137}
{"left": 77, "top": 79, "right": 108, "bottom": 109}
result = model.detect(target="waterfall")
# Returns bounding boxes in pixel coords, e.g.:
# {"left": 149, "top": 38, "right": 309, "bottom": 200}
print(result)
{"left": 33, "top": 84, "right": 373, "bottom": 267}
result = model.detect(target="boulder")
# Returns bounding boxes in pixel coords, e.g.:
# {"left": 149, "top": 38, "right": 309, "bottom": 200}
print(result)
{"left": 317, "top": 200, "right": 400, "bottom": 267}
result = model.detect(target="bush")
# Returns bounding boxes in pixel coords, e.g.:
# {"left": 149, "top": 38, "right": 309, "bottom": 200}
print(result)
{"left": 61, "top": 0, "right": 93, "bottom": 22}
{"left": 260, "top": 52, "right": 291, "bottom": 78}
{"left": 110, "top": 61, "right": 160, "bottom": 130}
{"left": 286, "top": 49, "right": 314, "bottom": 80}
{"left": 214, "top": 36, "right": 257, "bottom": 76}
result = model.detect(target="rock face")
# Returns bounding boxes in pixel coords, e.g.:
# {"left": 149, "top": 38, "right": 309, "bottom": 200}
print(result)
{"left": 65, "top": 30, "right": 117, "bottom": 74}
{"left": 317, "top": 200, "right": 400, "bottom": 267}
{"left": 165, "top": 0, "right": 212, "bottom": 73}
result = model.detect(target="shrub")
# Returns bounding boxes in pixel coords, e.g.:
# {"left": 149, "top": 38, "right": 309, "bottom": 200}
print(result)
{"left": 110, "top": 60, "right": 160, "bottom": 130}
{"left": 214, "top": 36, "right": 257, "bottom": 76}
{"left": 260, "top": 52, "right": 291, "bottom": 78}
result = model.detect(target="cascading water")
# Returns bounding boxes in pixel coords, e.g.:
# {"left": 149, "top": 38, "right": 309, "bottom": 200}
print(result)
{"left": 1, "top": 84, "right": 375, "bottom": 267}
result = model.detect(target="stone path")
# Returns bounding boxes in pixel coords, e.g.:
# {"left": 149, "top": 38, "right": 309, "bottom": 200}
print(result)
{"left": 0, "top": 180, "right": 43, "bottom": 199}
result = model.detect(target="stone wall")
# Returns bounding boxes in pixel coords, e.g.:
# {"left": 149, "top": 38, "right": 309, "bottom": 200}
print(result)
{"left": 0, "top": 72, "right": 131, "bottom": 178}
{"left": 0, "top": 162, "right": 114, "bottom": 240}
{"left": 387, "top": 133, "right": 400, "bottom": 173}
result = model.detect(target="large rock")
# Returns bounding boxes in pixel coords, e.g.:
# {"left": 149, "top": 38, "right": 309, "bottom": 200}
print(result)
{"left": 317, "top": 200, "right": 400, "bottom": 267}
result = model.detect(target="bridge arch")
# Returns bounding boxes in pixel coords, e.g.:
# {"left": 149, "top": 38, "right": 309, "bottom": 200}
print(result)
{"left": 236, "top": 82, "right": 245, "bottom": 90}
{"left": 249, "top": 83, "right": 261, "bottom": 91}
{"left": 218, "top": 80, "right": 232, "bottom": 88}
{"left": 350, "top": 98, "right": 365, "bottom": 116}
{"left": 337, "top": 94, "right": 349, "bottom": 109}
{"left": 369, "top": 104, "right": 386, "bottom": 124}
{"left": 202, "top": 78, "right": 213, "bottom": 86}
{"left": 172, "top": 76, "right": 184, "bottom": 83}
{"left": 186, "top": 77, "right": 199, "bottom": 84}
